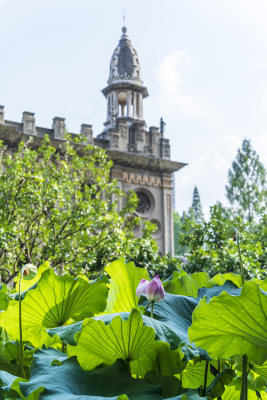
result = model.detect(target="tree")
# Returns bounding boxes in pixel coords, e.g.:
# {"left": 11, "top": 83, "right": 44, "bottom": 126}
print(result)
{"left": 191, "top": 186, "right": 204, "bottom": 223}
{"left": 226, "top": 139, "right": 266, "bottom": 222}
{"left": 177, "top": 203, "right": 266, "bottom": 279}
{"left": 0, "top": 136, "right": 144, "bottom": 284}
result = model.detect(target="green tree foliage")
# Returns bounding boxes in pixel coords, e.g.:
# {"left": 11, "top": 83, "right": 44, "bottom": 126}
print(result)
{"left": 177, "top": 204, "right": 266, "bottom": 279}
{"left": 226, "top": 138, "right": 266, "bottom": 222}
{"left": 0, "top": 136, "right": 158, "bottom": 283}
{"left": 191, "top": 186, "right": 204, "bottom": 223}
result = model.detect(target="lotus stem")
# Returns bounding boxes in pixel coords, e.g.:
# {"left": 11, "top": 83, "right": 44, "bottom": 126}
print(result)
{"left": 236, "top": 233, "right": 244, "bottom": 285}
{"left": 126, "top": 359, "right": 131, "bottom": 376}
{"left": 217, "top": 360, "right": 222, "bottom": 400}
{"left": 203, "top": 360, "right": 209, "bottom": 396}
{"left": 150, "top": 301, "right": 154, "bottom": 319}
{"left": 19, "top": 268, "right": 24, "bottom": 378}
{"left": 240, "top": 355, "right": 248, "bottom": 400}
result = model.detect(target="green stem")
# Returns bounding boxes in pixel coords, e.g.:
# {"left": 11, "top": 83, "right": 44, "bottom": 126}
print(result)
{"left": 150, "top": 301, "right": 154, "bottom": 319}
{"left": 19, "top": 269, "right": 24, "bottom": 378}
{"left": 62, "top": 342, "right": 66, "bottom": 353}
{"left": 236, "top": 234, "right": 244, "bottom": 285}
{"left": 240, "top": 355, "right": 248, "bottom": 400}
{"left": 126, "top": 359, "right": 131, "bottom": 376}
{"left": 217, "top": 360, "right": 222, "bottom": 400}
{"left": 203, "top": 360, "right": 209, "bottom": 396}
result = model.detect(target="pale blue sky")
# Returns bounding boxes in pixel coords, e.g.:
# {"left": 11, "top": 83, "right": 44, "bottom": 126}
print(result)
{"left": 1, "top": 0, "right": 267, "bottom": 217}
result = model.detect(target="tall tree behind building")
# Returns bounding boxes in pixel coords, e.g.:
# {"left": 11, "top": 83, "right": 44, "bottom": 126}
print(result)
{"left": 191, "top": 186, "right": 204, "bottom": 223}
{"left": 226, "top": 139, "right": 266, "bottom": 222}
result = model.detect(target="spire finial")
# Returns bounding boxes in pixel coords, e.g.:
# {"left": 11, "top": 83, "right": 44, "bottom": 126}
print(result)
{"left": 123, "top": 8, "right": 126, "bottom": 27}
{"left": 122, "top": 9, "right": 127, "bottom": 35}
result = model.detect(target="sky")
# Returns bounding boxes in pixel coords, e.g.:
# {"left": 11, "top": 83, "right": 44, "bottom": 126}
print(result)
{"left": 1, "top": 0, "right": 267, "bottom": 217}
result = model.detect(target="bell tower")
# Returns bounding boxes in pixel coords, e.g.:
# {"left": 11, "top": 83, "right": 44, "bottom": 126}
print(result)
{"left": 96, "top": 26, "right": 186, "bottom": 255}
{"left": 103, "top": 27, "right": 148, "bottom": 128}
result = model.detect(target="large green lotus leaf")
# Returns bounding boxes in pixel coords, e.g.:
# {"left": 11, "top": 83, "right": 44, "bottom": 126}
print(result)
{"left": 2, "top": 348, "right": 163, "bottom": 400}
{"left": 0, "top": 268, "right": 108, "bottom": 347}
{"left": 73, "top": 309, "right": 156, "bottom": 371}
{"left": 91, "top": 312, "right": 186, "bottom": 350}
{"left": 188, "top": 281, "right": 267, "bottom": 364}
{"left": 181, "top": 360, "right": 214, "bottom": 389}
{"left": 207, "top": 273, "right": 243, "bottom": 288}
{"left": 198, "top": 282, "right": 241, "bottom": 299}
{"left": 140, "top": 294, "right": 210, "bottom": 360}
{"left": 0, "top": 284, "right": 9, "bottom": 311}
{"left": 164, "top": 272, "right": 209, "bottom": 297}
{"left": 131, "top": 341, "right": 186, "bottom": 378}
{"left": 104, "top": 259, "right": 149, "bottom": 313}
{"left": 140, "top": 293, "right": 199, "bottom": 345}
{"left": 14, "top": 261, "right": 50, "bottom": 293}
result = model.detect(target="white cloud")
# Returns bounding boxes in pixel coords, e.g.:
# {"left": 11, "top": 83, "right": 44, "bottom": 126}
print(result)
{"left": 154, "top": 51, "right": 216, "bottom": 118}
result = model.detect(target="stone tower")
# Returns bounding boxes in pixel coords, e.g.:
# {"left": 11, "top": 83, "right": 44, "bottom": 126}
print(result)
{"left": 96, "top": 27, "right": 186, "bottom": 255}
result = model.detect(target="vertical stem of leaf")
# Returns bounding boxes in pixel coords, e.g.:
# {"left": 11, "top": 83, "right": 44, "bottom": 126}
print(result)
{"left": 150, "top": 301, "right": 154, "bottom": 319}
{"left": 126, "top": 359, "right": 131, "bottom": 376}
{"left": 203, "top": 360, "right": 209, "bottom": 396}
{"left": 236, "top": 234, "right": 244, "bottom": 285}
{"left": 62, "top": 342, "right": 66, "bottom": 353}
{"left": 240, "top": 355, "right": 248, "bottom": 400}
{"left": 19, "top": 270, "right": 24, "bottom": 378}
{"left": 217, "top": 360, "right": 222, "bottom": 400}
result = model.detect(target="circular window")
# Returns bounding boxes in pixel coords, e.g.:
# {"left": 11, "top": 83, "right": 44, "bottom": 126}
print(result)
{"left": 135, "top": 189, "right": 154, "bottom": 217}
{"left": 150, "top": 219, "right": 162, "bottom": 238}
{"left": 136, "top": 191, "right": 151, "bottom": 214}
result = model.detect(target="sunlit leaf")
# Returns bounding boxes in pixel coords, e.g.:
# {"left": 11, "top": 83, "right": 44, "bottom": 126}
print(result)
{"left": 14, "top": 261, "right": 50, "bottom": 293}
{"left": 104, "top": 258, "right": 149, "bottom": 313}
{"left": 164, "top": 272, "right": 209, "bottom": 297}
{"left": 0, "top": 268, "right": 108, "bottom": 347}
{"left": 73, "top": 309, "right": 156, "bottom": 371}
{"left": 181, "top": 360, "right": 214, "bottom": 389}
{"left": 188, "top": 281, "right": 267, "bottom": 364}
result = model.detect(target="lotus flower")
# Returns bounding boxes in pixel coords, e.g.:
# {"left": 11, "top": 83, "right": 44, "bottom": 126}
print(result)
{"left": 136, "top": 275, "right": 165, "bottom": 302}
{"left": 136, "top": 279, "right": 149, "bottom": 297}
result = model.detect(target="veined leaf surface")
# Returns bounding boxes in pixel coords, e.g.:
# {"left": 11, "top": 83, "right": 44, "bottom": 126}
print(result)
{"left": 188, "top": 281, "right": 267, "bottom": 364}
{"left": 104, "top": 258, "right": 149, "bottom": 313}
{"left": 0, "top": 268, "right": 108, "bottom": 347}
{"left": 74, "top": 309, "right": 156, "bottom": 371}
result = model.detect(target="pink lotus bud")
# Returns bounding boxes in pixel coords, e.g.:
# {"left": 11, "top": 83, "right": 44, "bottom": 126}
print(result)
{"left": 136, "top": 279, "right": 149, "bottom": 298}
{"left": 146, "top": 275, "right": 165, "bottom": 302}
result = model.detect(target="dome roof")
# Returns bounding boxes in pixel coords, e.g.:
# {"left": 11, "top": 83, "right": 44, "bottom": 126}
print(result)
{"left": 108, "top": 27, "right": 143, "bottom": 86}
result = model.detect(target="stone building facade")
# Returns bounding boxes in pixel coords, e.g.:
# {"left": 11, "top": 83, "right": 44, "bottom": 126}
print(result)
{"left": 0, "top": 27, "right": 186, "bottom": 255}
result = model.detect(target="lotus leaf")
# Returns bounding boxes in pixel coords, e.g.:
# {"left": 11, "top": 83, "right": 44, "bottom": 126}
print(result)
{"left": 0, "top": 349, "right": 163, "bottom": 399}
{"left": 104, "top": 258, "right": 149, "bottom": 313}
{"left": 0, "top": 268, "right": 108, "bottom": 347}
{"left": 181, "top": 360, "right": 214, "bottom": 389}
{"left": 73, "top": 309, "right": 156, "bottom": 371}
{"left": 188, "top": 281, "right": 267, "bottom": 364}
{"left": 164, "top": 272, "right": 209, "bottom": 297}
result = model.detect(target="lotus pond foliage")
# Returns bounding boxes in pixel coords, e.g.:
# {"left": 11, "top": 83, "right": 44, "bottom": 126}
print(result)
{"left": 0, "top": 259, "right": 266, "bottom": 400}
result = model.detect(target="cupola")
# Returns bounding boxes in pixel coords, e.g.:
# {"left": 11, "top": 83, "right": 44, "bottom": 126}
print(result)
{"left": 102, "top": 27, "right": 148, "bottom": 129}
